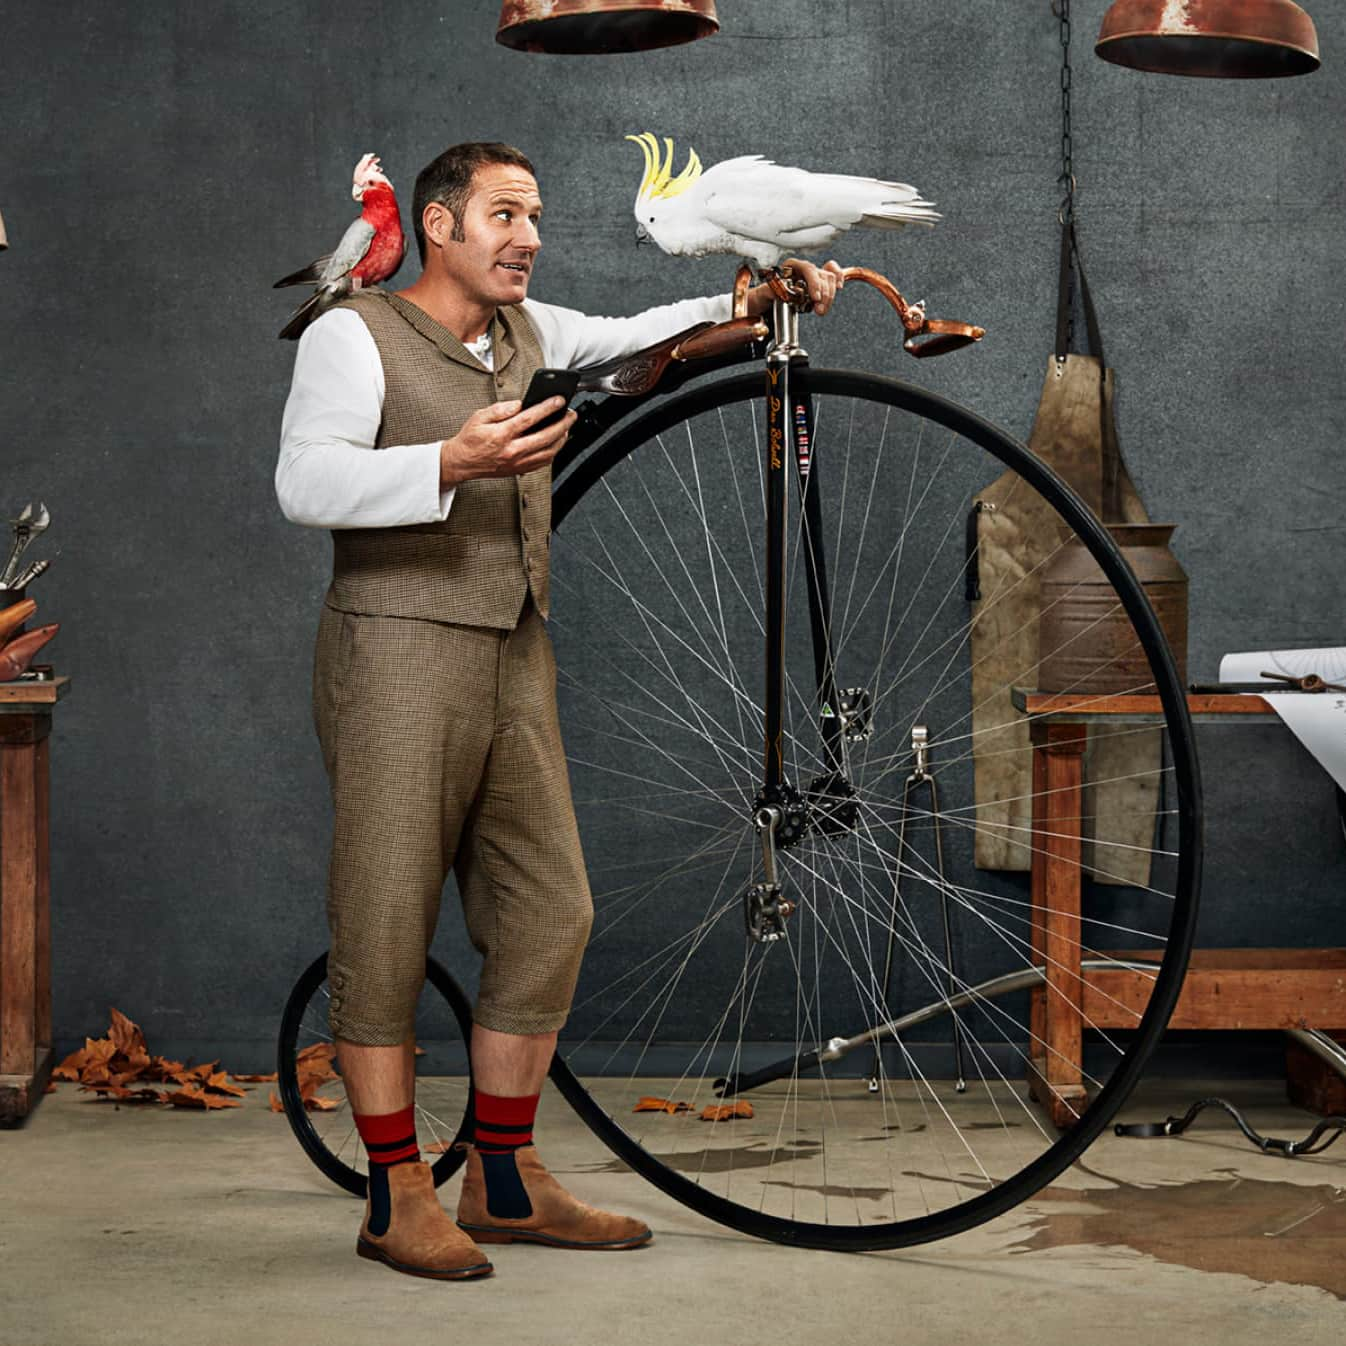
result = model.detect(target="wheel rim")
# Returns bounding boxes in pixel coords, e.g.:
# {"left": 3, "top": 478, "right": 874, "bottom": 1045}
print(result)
{"left": 276, "top": 954, "right": 477, "bottom": 1196}
{"left": 548, "top": 370, "right": 1200, "bottom": 1249}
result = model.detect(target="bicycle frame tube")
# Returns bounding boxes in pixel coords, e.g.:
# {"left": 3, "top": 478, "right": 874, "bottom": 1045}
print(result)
{"left": 763, "top": 340, "right": 789, "bottom": 793}
{"left": 787, "top": 355, "right": 844, "bottom": 773}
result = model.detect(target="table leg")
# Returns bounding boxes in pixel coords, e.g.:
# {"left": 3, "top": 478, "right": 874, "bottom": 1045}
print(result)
{"left": 0, "top": 714, "right": 54, "bottom": 1123}
{"left": 1028, "top": 722, "right": 1088, "bottom": 1129}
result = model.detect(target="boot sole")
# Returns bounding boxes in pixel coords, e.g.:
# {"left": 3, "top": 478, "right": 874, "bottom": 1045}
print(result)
{"left": 457, "top": 1221, "right": 653, "bottom": 1251}
{"left": 357, "top": 1236, "right": 494, "bottom": 1279}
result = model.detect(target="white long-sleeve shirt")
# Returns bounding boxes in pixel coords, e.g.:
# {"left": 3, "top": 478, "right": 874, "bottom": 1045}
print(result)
{"left": 276, "top": 294, "right": 731, "bottom": 530}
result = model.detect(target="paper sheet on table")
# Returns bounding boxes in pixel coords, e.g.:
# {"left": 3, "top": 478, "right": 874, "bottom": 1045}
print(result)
{"left": 1218, "top": 646, "right": 1346, "bottom": 791}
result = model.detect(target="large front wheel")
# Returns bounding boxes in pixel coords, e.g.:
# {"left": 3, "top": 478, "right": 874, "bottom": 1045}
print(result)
{"left": 547, "top": 370, "right": 1200, "bottom": 1250}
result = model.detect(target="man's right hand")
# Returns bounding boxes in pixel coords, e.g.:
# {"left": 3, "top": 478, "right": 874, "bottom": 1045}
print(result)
{"left": 439, "top": 398, "right": 576, "bottom": 490}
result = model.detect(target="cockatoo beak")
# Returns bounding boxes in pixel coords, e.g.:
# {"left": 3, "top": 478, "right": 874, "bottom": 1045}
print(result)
{"left": 635, "top": 223, "right": 652, "bottom": 246}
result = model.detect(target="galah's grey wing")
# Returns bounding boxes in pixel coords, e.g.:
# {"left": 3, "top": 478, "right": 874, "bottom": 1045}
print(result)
{"left": 320, "top": 218, "right": 377, "bottom": 284}
{"left": 273, "top": 253, "right": 333, "bottom": 288}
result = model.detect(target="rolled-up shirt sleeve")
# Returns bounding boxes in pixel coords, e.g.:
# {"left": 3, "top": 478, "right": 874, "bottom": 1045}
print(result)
{"left": 275, "top": 309, "right": 453, "bottom": 529}
{"left": 523, "top": 293, "right": 733, "bottom": 370}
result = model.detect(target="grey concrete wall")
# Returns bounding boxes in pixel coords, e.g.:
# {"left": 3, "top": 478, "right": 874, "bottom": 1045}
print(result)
{"left": 0, "top": 1, "right": 1341, "bottom": 1069}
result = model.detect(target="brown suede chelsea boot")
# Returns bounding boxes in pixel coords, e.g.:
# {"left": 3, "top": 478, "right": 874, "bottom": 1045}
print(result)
{"left": 456, "top": 1145, "right": 652, "bottom": 1250}
{"left": 357, "top": 1160, "right": 494, "bottom": 1280}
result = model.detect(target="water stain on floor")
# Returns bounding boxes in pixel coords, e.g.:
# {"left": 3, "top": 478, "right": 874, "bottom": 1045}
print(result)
{"left": 1015, "top": 1172, "right": 1346, "bottom": 1300}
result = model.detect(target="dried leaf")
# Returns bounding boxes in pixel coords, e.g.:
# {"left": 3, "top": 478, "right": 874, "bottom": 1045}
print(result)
{"left": 634, "top": 1096, "right": 691, "bottom": 1114}
{"left": 108, "top": 1008, "right": 147, "bottom": 1059}
{"left": 203, "top": 1071, "right": 247, "bottom": 1098}
{"left": 700, "top": 1101, "right": 753, "bottom": 1122}
{"left": 53, "top": 1044, "right": 93, "bottom": 1081}
{"left": 84, "top": 1038, "right": 118, "bottom": 1069}
{"left": 293, "top": 1041, "right": 342, "bottom": 1112}
{"left": 231, "top": 1072, "right": 277, "bottom": 1083}
{"left": 270, "top": 1083, "right": 344, "bottom": 1114}
{"left": 163, "top": 1086, "right": 240, "bottom": 1110}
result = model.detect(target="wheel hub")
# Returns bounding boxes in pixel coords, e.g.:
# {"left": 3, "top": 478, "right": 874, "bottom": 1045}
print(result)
{"left": 753, "top": 781, "right": 808, "bottom": 851}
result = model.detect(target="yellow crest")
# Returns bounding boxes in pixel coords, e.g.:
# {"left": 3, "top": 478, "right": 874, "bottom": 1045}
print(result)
{"left": 625, "top": 132, "right": 703, "bottom": 202}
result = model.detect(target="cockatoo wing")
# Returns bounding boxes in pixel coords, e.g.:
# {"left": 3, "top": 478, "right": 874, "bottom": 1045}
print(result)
{"left": 694, "top": 158, "right": 937, "bottom": 245}
{"left": 320, "top": 217, "right": 377, "bottom": 284}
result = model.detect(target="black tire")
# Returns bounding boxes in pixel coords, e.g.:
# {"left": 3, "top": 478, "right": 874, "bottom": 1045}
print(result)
{"left": 546, "top": 368, "right": 1201, "bottom": 1250}
{"left": 276, "top": 953, "right": 476, "bottom": 1197}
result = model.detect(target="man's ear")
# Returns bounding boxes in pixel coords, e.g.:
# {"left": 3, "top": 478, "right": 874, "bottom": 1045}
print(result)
{"left": 422, "top": 201, "right": 457, "bottom": 250}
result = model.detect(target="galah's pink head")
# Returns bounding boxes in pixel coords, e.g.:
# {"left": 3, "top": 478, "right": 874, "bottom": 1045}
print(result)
{"left": 351, "top": 153, "right": 393, "bottom": 200}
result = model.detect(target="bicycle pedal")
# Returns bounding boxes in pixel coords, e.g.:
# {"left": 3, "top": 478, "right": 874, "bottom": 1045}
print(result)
{"left": 822, "top": 687, "right": 873, "bottom": 741}
{"left": 745, "top": 882, "right": 794, "bottom": 943}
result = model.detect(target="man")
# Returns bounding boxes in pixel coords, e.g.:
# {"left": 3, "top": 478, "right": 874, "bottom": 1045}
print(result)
{"left": 277, "top": 141, "right": 842, "bottom": 1281}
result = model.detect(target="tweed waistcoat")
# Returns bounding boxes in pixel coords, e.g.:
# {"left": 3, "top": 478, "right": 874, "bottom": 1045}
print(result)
{"left": 326, "top": 289, "right": 550, "bottom": 627}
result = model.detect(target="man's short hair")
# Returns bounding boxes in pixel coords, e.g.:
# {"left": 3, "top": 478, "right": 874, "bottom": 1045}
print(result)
{"left": 413, "top": 142, "right": 536, "bottom": 263}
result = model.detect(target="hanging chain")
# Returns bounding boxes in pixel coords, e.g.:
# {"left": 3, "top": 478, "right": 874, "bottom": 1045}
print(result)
{"left": 1056, "top": 0, "right": 1075, "bottom": 224}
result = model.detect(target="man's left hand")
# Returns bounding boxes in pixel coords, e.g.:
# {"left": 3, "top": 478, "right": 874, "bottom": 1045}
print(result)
{"left": 745, "top": 258, "right": 846, "bottom": 317}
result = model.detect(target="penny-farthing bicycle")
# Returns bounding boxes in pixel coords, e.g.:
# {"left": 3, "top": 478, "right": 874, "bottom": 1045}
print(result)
{"left": 278, "top": 265, "right": 1201, "bottom": 1251}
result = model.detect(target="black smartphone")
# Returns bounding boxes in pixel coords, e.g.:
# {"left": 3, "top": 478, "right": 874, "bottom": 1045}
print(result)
{"left": 521, "top": 368, "right": 580, "bottom": 430}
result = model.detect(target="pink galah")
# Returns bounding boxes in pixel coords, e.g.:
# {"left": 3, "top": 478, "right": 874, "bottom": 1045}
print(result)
{"left": 274, "top": 153, "right": 406, "bottom": 340}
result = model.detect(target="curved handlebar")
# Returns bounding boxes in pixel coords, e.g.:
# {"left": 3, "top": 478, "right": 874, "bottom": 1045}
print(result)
{"left": 732, "top": 262, "right": 985, "bottom": 359}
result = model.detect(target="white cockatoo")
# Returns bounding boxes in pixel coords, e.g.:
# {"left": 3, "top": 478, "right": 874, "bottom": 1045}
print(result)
{"left": 626, "top": 132, "right": 940, "bottom": 270}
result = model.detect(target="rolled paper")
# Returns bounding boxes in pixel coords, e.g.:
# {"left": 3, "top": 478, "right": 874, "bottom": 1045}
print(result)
{"left": 0, "top": 596, "right": 36, "bottom": 645}
{"left": 0, "top": 622, "right": 58, "bottom": 681}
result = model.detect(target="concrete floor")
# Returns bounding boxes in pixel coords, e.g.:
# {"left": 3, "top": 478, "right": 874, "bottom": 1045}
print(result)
{"left": 1, "top": 1078, "right": 1343, "bottom": 1345}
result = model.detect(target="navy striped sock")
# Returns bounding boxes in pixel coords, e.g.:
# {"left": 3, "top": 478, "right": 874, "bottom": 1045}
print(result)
{"left": 474, "top": 1091, "right": 538, "bottom": 1219}
{"left": 354, "top": 1105, "right": 420, "bottom": 1236}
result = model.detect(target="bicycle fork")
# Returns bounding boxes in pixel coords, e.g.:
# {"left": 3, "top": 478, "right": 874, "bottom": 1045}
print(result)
{"left": 747, "top": 298, "right": 857, "bottom": 943}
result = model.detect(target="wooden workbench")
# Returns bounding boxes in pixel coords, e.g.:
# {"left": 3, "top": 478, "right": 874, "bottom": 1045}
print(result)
{"left": 1017, "top": 689, "right": 1346, "bottom": 1129}
{"left": 0, "top": 674, "right": 68, "bottom": 1124}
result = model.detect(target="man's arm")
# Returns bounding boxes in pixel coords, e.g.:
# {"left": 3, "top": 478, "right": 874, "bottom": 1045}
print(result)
{"left": 275, "top": 310, "right": 453, "bottom": 529}
{"left": 521, "top": 293, "right": 732, "bottom": 372}
{"left": 522, "top": 260, "right": 844, "bottom": 371}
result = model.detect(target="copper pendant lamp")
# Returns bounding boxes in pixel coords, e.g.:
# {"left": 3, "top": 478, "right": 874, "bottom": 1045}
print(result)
{"left": 496, "top": 1, "right": 719, "bottom": 54}
{"left": 1096, "top": 1, "right": 1319, "bottom": 77}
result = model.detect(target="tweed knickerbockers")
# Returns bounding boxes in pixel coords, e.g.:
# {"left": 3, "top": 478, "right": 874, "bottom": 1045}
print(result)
{"left": 312, "top": 597, "right": 593, "bottom": 1043}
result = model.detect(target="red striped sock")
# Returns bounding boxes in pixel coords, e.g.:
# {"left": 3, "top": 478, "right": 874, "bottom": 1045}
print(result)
{"left": 354, "top": 1105, "right": 420, "bottom": 1168}
{"left": 474, "top": 1090, "right": 538, "bottom": 1155}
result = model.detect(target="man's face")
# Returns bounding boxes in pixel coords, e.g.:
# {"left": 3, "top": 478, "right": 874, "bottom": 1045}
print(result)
{"left": 435, "top": 163, "right": 542, "bottom": 308}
